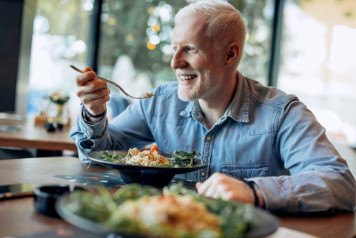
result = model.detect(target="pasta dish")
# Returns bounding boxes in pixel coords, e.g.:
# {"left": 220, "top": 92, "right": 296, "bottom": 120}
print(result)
{"left": 125, "top": 147, "right": 170, "bottom": 167}
{"left": 100, "top": 146, "right": 199, "bottom": 168}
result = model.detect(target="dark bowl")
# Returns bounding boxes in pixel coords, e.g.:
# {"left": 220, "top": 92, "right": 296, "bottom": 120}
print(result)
{"left": 34, "top": 185, "right": 86, "bottom": 217}
{"left": 87, "top": 150, "right": 207, "bottom": 188}
{"left": 119, "top": 169, "right": 175, "bottom": 188}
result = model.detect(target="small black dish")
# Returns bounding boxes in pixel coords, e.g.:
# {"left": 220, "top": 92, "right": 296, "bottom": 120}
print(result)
{"left": 34, "top": 185, "right": 85, "bottom": 217}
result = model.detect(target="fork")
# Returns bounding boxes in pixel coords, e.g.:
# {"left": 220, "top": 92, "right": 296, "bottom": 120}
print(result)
{"left": 70, "top": 65, "right": 154, "bottom": 99}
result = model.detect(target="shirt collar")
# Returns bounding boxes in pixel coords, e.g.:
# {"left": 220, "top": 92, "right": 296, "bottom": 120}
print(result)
{"left": 180, "top": 100, "right": 198, "bottom": 117}
{"left": 180, "top": 72, "right": 250, "bottom": 123}
{"left": 225, "top": 72, "right": 250, "bottom": 123}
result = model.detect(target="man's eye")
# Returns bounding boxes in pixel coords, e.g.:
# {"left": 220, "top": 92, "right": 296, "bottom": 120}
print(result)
{"left": 186, "top": 47, "right": 197, "bottom": 53}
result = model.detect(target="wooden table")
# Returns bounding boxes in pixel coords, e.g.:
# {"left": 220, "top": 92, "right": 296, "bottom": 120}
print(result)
{"left": 0, "top": 157, "right": 354, "bottom": 238}
{"left": 0, "top": 116, "right": 76, "bottom": 152}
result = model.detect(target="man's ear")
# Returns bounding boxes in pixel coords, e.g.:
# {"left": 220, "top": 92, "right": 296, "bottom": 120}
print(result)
{"left": 225, "top": 42, "right": 240, "bottom": 64}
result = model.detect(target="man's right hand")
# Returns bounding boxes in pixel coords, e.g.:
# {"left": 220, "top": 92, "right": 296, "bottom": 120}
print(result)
{"left": 75, "top": 67, "right": 110, "bottom": 116}
{"left": 196, "top": 172, "right": 265, "bottom": 207}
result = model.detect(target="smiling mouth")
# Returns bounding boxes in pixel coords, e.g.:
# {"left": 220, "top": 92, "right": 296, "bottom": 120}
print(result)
{"left": 177, "top": 74, "right": 197, "bottom": 81}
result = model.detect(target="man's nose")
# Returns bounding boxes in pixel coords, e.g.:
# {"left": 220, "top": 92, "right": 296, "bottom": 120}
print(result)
{"left": 171, "top": 51, "right": 188, "bottom": 69}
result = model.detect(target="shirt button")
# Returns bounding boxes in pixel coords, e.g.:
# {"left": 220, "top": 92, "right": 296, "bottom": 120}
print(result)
{"left": 201, "top": 171, "right": 206, "bottom": 177}
{"left": 86, "top": 130, "right": 92, "bottom": 137}
{"left": 206, "top": 136, "right": 212, "bottom": 141}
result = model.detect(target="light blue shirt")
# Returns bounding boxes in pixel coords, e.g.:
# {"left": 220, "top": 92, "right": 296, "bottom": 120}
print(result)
{"left": 71, "top": 73, "right": 356, "bottom": 212}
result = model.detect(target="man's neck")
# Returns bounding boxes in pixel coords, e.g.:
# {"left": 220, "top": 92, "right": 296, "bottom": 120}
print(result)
{"left": 199, "top": 73, "right": 238, "bottom": 129}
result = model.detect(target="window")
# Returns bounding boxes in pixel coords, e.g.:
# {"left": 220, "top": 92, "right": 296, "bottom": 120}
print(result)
{"left": 278, "top": 0, "right": 356, "bottom": 146}
{"left": 97, "top": 0, "right": 273, "bottom": 99}
{"left": 27, "top": 0, "right": 92, "bottom": 120}
{"left": 7, "top": 0, "right": 354, "bottom": 150}
{"left": 25, "top": 0, "right": 275, "bottom": 123}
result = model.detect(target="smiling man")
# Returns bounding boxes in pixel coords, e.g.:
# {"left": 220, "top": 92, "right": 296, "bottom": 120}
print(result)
{"left": 171, "top": 11, "right": 238, "bottom": 129}
{"left": 71, "top": 0, "right": 355, "bottom": 212}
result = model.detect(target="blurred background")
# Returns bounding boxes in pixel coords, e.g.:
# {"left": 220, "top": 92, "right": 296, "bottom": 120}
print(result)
{"left": 1, "top": 0, "right": 355, "bottom": 150}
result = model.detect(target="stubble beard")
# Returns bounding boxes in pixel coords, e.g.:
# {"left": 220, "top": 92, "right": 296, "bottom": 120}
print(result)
{"left": 177, "top": 70, "right": 211, "bottom": 102}
{"left": 176, "top": 52, "right": 223, "bottom": 102}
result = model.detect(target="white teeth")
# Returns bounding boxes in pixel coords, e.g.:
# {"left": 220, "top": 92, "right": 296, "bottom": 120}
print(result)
{"left": 178, "top": 75, "right": 196, "bottom": 80}
{"left": 175, "top": 70, "right": 197, "bottom": 80}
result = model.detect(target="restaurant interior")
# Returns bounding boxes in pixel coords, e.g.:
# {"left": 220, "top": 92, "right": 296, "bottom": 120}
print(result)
{"left": 0, "top": 0, "right": 355, "bottom": 237}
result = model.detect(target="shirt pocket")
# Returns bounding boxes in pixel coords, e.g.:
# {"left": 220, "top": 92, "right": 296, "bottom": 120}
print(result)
{"left": 221, "top": 164, "right": 269, "bottom": 180}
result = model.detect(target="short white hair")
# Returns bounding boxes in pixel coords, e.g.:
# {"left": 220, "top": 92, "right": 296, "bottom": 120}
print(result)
{"left": 175, "top": 0, "right": 247, "bottom": 65}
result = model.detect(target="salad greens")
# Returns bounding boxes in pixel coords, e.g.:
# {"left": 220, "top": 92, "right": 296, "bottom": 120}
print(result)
{"left": 65, "top": 185, "right": 160, "bottom": 225}
{"left": 170, "top": 151, "right": 198, "bottom": 168}
{"left": 100, "top": 151, "right": 127, "bottom": 162}
{"left": 63, "top": 183, "right": 256, "bottom": 238}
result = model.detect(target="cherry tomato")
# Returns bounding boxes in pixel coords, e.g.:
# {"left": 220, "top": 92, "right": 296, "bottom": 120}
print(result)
{"left": 151, "top": 144, "right": 159, "bottom": 152}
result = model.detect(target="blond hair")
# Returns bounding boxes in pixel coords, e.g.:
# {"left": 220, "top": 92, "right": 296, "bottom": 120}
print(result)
{"left": 175, "top": 0, "right": 247, "bottom": 65}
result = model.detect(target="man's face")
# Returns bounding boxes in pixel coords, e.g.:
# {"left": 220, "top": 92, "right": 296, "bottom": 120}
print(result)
{"left": 171, "top": 15, "right": 225, "bottom": 102}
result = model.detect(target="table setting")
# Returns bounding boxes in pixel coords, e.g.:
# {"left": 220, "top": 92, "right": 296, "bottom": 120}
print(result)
{"left": 0, "top": 155, "right": 354, "bottom": 238}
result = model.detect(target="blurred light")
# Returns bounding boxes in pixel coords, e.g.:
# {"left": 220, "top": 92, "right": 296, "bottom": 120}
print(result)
{"left": 152, "top": 23, "right": 161, "bottom": 32}
{"left": 146, "top": 28, "right": 153, "bottom": 37}
{"left": 159, "top": 31, "right": 169, "bottom": 41}
{"left": 34, "top": 15, "right": 49, "bottom": 33}
{"left": 125, "top": 34, "right": 135, "bottom": 45}
{"left": 147, "top": 17, "right": 157, "bottom": 27}
{"left": 255, "top": 47, "right": 264, "bottom": 55}
{"left": 149, "top": 35, "right": 160, "bottom": 45}
{"left": 83, "top": 0, "right": 93, "bottom": 11}
{"left": 161, "top": 44, "right": 173, "bottom": 55}
{"left": 72, "top": 40, "right": 87, "bottom": 54}
{"left": 256, "top": 27, "right": 268, "bottom": 41}
{"left": 159, "top": 5, "right": 172, "bottom": 22}
{"left": 147, "top": 6, "right": 155, "bottom": 15}
{"left": 101, "top": 13, "right": 109, "bottom": 22}
{"left": 147, "top": 42, "right": 156, "bottom": 50}
{"left": 107, "top": 17, "right": 117, "bottom": 26}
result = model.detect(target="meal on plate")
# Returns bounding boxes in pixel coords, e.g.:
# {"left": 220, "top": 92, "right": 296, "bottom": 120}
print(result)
{"left": 60, "top": 183, "right": 256, "bottom": 238}
{"left": 112, "top": 194, "right": 221, "bottom": 236}
{"left": 100, "top": 145, "right": 199, "bottom": 168}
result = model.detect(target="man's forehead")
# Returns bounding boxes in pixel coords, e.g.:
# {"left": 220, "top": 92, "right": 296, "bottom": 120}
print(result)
{"left": 174, "top": 13, "right": 207, "bottom": 28}
{"left": 172, "top": 15, "right": 208, "bottom": 43}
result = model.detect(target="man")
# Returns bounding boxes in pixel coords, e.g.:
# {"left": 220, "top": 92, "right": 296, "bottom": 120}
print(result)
{"left": 71, "top": 0, "right": 355, "bottom": 212}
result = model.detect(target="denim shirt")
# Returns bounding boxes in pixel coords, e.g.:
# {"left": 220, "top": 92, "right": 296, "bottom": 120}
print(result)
{"left": 71, "top": 73, "right": 356, "bottom": 212}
